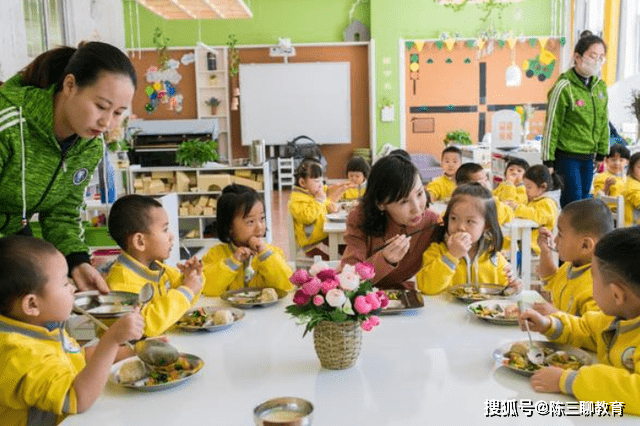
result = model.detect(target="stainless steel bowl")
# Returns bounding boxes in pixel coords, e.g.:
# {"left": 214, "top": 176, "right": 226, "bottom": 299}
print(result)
{"left": 253, "top": 397, "right": 313, "bottom": 426}
{"left": 74, "top": 291, "right": 139, "bottom": 318}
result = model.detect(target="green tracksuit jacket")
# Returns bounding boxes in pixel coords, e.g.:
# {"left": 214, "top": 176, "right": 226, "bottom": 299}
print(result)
{"left": 541, "top": 69, "right": 609, "bottom": 163}
{"left": 0, "top": 74, "right": 103, "bottom": 263}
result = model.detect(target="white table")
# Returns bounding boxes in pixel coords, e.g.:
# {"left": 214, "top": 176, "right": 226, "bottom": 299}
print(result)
{"left": 503, "top": 218, "right": 538, "bottom": 289}
{"left": 323, "top": 219, "right": 346, "bottom": 260}
{"left": 62, "top": 294, "right": 635, "bottom": 425}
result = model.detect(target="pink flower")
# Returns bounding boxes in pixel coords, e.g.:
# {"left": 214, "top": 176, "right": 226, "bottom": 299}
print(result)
{"left": 355, "top": 262, "right": 375, "bottom": 280}
{"left": 338, "top": 271, "right": 360, "bottom": 291}
{"left": 313, "top": 295, "right": 324, "bottom": 306}
{"left": 293, "top": 289, "right": 311, "bottom": 305}
{"left": 301, "top": 277, "right": 322, "bottom": 296}
{"left": 365, "top": 293, "right": 381, "bottom": 310}
{"left": 309, "top": 261, "right": 330, "bottom": 276}
{"left": 325, "top": 289, "right": 347, "bottom": 307}
{"left": 290, "top": 270, "right": 310, "bottom": 286}
{"left": 369, "top": 315, "right": 380, "bottom": 326}
{"left": 376, "top": 290, "right": 389, "bottom": 308}
{"left": 320, "top": 278, "right": 339, "bottom": 294}
{"left": 361, "top": 319, "right": 373, "bottom": 331}
{"left": 316, "top": 269, "right": 338, "bottom": 281}
{"left": 354, "top": 296, "right": 372, "bottom": 314}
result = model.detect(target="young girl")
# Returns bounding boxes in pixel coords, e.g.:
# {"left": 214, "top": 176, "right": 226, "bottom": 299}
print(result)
{"left": 493, "top": 157, "right": 529, "bottom": 205}
{"left": 342, "top": 156, "right": 370, "bottom": 201}
{"left": 288, "top": 157, "right": 340, "bottom": 258}
{"left": 593, "top": 143, "right": 629, "bottom": 197}
{"left": 417, "top": 183, "right": 521, "bottom": 295}
{"left": 510, "top": 165, "right": 562, "bottom": 254}
{"left": 201, "top": 184, "right": 292, "bottom": 296}
{"left": 624, "top": 152, "right": 640, "bottom": 226}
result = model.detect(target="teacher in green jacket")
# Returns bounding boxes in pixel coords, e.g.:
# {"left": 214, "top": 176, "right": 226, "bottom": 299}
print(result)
{"left": 541, "top": 31, "right": 608, "bottom": 207}
{"left": 0, "top": 42, "right": 136, "bottom": 293}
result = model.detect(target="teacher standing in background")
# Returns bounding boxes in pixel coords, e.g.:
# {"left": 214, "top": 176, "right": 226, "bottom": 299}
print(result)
{"left": 0, "top": 42, "right": 136, "bottom": 293}
{"left": 541, "top": 31, "right": 609, "bottom": 207}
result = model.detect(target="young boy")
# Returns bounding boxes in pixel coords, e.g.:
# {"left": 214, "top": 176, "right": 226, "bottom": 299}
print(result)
{"left": 106, "top": 194, "right": 204, "bottom": 337}
{"left": 342, "top": 156, "right": 370, "bottom": 201}
{"left": 0, "top": 236, "right": 144, "bottom": 425}
{"left": 426, "top": 145, "right": 461, "bottom": 202}
{"left": 535, "top": 198, "right": 614, "bottom": 316}
{"left": 493, "top": 157, "right": 529, "bottom": 204}
{"left": 456, "top": 162, "right": 514, "bottom": 225}
{"left": 521, "top": 227, "right": 640, "bottom": 415}
{"left": 593, "top": 143, "right": 630, "bottom": 197}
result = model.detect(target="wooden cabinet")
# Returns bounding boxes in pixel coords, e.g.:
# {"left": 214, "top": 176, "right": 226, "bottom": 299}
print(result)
{"left": 128, "top": 163, "right": 272, "bottom": 248}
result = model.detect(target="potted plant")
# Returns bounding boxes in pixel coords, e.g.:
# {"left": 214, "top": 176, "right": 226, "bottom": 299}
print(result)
{"left": 629, "top": 90, "right": 640, "bottom": 142}
{"left": 285, "top": 260, "right": 387, "bottom": 369}
{"left": 443, "top": 129, "right": 472, "bottom": 146}
{"left": 205, "top": 97, "right": 221, "bottom": 115}
{"left": 176, "top": 139, "right": 219, "bottom": 168}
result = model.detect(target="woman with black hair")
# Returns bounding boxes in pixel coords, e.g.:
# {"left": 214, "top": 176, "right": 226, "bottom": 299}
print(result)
{"left": 0, "top": 42, "right": 137, "bottom": 293}
{"left": 340, "top": 155, "right": 439, "bottom": 289}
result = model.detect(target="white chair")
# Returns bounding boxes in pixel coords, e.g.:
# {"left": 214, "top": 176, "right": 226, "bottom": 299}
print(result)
{"left": 287, "top": 214, "right": 314, "bottom": 269}
{"left": 598, "top": 194, "right": 625, "bottom": 228}
{"left": 277, "top": 157, "right": 295, "bottom": 190}
{"left": 491, "top": 110, "right": 522, "bottom": 150}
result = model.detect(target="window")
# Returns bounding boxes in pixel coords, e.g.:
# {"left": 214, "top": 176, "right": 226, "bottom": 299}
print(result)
{"left": 23, "top": 0, "right": 66, "bottom": 59}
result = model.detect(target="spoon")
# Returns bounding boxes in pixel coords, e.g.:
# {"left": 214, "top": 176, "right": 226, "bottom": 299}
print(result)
{"left": 517, "top": 300, "right": 545, "bottom": 365}
{"left": 138, "top": 283, "right": 154, "bottom": 309}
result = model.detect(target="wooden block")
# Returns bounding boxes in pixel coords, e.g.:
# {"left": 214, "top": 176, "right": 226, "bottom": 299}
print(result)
{"left": 185, "top": 229, "right": 199, "bottom": 239}
{"left": 151, "top": 171, "right": 174, "bottom": 180}
{"left": 207, "top": 198, "right": 217, "bottom": 208}
{"left": 149, "top": 179, "right": 165, "bottom": 194}
{"left": 179, "top": 207, "right": 189, "bottom": 217}
{"left": 202, "top": 206, "right": 214, "bottom": 216}
{"left": 176, "top": 171, "right": 190, "bottom": 192}
{"left": 133, "top": 178, "right": 144, "bottom": 189}
{"left": 181, "top": 200, "right": 191, "bottom": 208}
{"left": 192, "top": 205, "right": 203, "bottom": 216}
{"left": 197, "top": 195, "right": 209, "bottom": 207}
{"left": 197, "top": 174, "right": 232, "bottom": 192}
{"left": 234, "top": 169, "right": 253, "bottom": 178}
{"left": 255, "top": 174, "right": 264, "bottom": 183}
{"left": 231, "top": 175, "right": 262, "bottom": 191}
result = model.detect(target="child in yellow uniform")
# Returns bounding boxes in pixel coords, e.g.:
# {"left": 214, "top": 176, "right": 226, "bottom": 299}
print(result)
{"left": 426, "top": 146, "right": 461, "bottom": 202}
{"left": 520, "top": 227, "right": 640, "bottom": 415}
{"left": 493, "top": 157, "right": 529, "bottom": 205}
{"left": 455, "top": 162, "right": 514, "bottom": 225}
{"left": 624, "top": 152, "right": 640, "bottom": 226}
{"left": 202, "top": 184, "right": 292, "bottom": 296}
{"left": 106, "top": 195, "right": 204, "bottom": 337}
{"left": 342, "top": 156, "right": 370, "bottom": 201}
{"left": 289, "top": 157, "right": 340, "bottom": 258}
{"left": 0, "top": 236, "right": 144, "bottom": 425}
{"left": 417, "top": 183, "right": 522, "bottom": 295}
{"left": 593, "top": 143, "right": 629, "bottom": 199}
{"left": 509, "top": 165, "right": 562, "bottom": 254}
{"left": 535, "top": 198, "right": 614, "bottom": 316}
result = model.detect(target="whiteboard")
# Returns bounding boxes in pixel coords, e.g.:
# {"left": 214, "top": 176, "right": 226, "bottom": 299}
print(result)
{"left": 239, "top": 62, "right": 351, "bottom": 146}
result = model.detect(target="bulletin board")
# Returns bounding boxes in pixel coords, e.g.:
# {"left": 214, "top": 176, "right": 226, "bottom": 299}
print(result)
{"left": 404, "top": 37, "right": 565, "bottom": 157}
{"left": 128, "top": 49, "right": 197, "bottom": 120}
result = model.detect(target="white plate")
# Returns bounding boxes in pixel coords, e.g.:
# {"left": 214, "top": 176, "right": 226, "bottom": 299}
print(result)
{"left": 326, "top": 213, "right": 347, "bottom": 222}
{"left": 221, "top": 287, "right": 288, "bottom": 308}
{"left": 176, "top": 306, "right": 245, "bottom": 332}
{"left": 493, "top": 340, "right": 593, "bottom": 377}
{"left": 467, "top": 299, "right": 519, "bottom": 325}
{"left": 109, "top": 353, "right": 204, "bottom": 391}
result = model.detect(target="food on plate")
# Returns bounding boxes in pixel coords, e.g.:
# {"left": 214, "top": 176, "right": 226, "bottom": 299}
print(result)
{"left": 470, "top": 303, "right": 519, "bottom": 319}
{"left": 177, "top": 307, "right": 235, "bottom": 327}
{"left": 503, "top": 342, "right": 586, "bottom": 372}
{"left": 260, "top": 288, "right": 278, "bottom": 302}
{"left": 118, "top": 359, "right": 147, "bottom": 384}
{"left": 213, "top": 309, "right": 234, "bottom": 325}
{"left": 147, "top": 355, "right": 202, "bottom": 386}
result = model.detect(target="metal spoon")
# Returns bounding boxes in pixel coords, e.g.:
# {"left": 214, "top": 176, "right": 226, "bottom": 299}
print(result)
{"left": 134, "top": 339, "right": 180, "bottom": 367}
{"left": 72, "top": 305, "right": 135, "bottom": 351}
{"left": 517, "top": 300, "right": 544, "bottom": 365}
{"left": 138, "top": 283, "right": 154, "bottom": 309}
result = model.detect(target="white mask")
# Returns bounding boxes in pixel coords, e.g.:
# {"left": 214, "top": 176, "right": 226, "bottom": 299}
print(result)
{"left": 580, "top": 56, "right": 604, "bottom": 77}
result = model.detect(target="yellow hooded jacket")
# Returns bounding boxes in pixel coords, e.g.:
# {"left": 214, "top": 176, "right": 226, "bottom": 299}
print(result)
{"left": 513, "top": 195, "right": 558, "bottom": 254}
{"left": 0, "top": 315, "right": 85, "bottom": 426}
{"left": 542, "top": 262, "right": 600, "bottom": 316}
{"left": 493, "top": 182, "right": 527, "bottom": 204}
{"left": 288, "top": 186, "right": 330, "bottom": 250}
{"left": 342, "top": 181, "right": 366, "bottom": 201}
{"left": 546, "top": 311, "right": 640, "bottom": 415}
{"left": 106, "top": 252, "right": 201, "bottom": 337}
{"left": 417, "top": 241, "right": 510, "bottom": 295}
{"left": 201, "top": 243, "right": 293, "bottom": 296}
{"left": 426, "top": 175, "right": 456, "bottom": 202}
{"left": 623, "top": 176, "right": 640, "bottom": 226}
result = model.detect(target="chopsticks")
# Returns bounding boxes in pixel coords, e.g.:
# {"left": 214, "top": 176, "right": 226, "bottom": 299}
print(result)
{"left": 373, "top": 228, "right": 424, "bottom": 253}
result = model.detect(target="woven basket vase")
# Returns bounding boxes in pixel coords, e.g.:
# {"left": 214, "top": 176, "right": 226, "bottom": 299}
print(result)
{"left": 313, "top": 320, "right": 363, "bottom": 370}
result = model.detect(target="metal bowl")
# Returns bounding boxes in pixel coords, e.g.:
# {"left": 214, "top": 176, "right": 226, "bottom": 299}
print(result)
{"left": 254, "top": 397, "right": 313, "bottom": 426}
{"left": 221, "top": 287, "right": 288, "bottom": 308}
{"left": 74, "top": 291, "right": 139, "bottom": 318}
{"left": 448, "top": 283, "right": 519, "bottom": 303}
{"left": 493, "top": 340, "right": 594, "bottom": 377}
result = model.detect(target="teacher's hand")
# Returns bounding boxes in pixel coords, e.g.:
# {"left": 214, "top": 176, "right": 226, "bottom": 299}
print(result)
{"left": 71, "top": 263, "right": 110, "bottom": 294}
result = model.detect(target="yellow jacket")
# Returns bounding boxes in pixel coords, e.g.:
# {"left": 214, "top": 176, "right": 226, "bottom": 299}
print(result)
{"left": 542, "top": 262, "right": 600, "bottom": 316}
{"left": 493, "top": 182, "right": 527, "bottom": 204}
{"left": 288, "top": 186, "right": 330, "bottom": 250}
{"left": 593, "top": 171, "right": 625, "bottom": 196}
{"left": 513, "top": 195, "right": 558, "bottom": 254}
{"left": 417, "top": 241, "right": 510, "bottom": 295}
{"left": 494, "top": 196, "right": 514, "bottom": 226}
{"left": 201, "top": 243, "right": 293, "bottom": 296}
{"left": 0, "top": 315, "right": 85, "bottom": 426}
{"left": 546, "top": 311, "right": 640, "bottom": 415}
{"left": 623, "top": 177, "right": 640, "bottom": 226}
{"left": 106, "top": 252, "right": 201, "bottom": 337}
{"left": 426, "top": 175, "right": 456, "bottom": 202}
{"left": 342, "top": 181, "right": 366, "bottom": 201}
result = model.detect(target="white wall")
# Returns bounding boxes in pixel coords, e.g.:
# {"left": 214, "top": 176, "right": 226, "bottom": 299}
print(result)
{"left": 0, "top": 1, "right": 29, "bottom": 81}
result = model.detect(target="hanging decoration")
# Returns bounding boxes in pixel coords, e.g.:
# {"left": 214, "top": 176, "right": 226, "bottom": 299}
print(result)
{"left": 505, "top": 33, "right": 522, "bottom": 87}
{"left": 466, "top": 40, "right": 476, "bottom": 48}
{"left": 435, "top": 40, "right": 444, "bottom": 50}
{"left": 143, "top": 63, "right": 184, "bottom": 114}
{"left": 522, "top": 47, "right": 557, "bottom": 82}
{"left": 409, "top": 52, "right": 420, "bottom": 95}
{"left": 405, "top": 41, "right": 415, "bottom": 51}
{"left": 414, "top": 41, "right": 425, "bottom": 52}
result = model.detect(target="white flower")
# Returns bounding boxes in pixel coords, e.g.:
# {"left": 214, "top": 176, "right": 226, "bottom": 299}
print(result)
{"left": 338, "top": 271, "right": 360, "bottom": 291}
{"left": 309, "top": 260, "right": 330, "bottom": 276}
{"left": 342, "top": 264, "right": 356, "bottom": 275}
{"left": 325, "top": 289, "right": 347, "bottom": 307}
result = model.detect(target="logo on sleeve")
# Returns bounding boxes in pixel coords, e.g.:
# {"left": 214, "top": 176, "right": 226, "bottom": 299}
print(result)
{"left": 621, "top": 346, "right": 635, "bottom": 372}
{"left": 72, "top": 168, "right": 89, "bottom": 185}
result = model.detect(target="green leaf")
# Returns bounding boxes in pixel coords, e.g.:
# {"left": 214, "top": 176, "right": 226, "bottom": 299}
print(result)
{"left": 466, "top": 40, "right": 475, "bottom": 48}
{"left": 435, "top": 40, "right": 443, "bottom": 50}
{"left": 329, "top": 309, "right": 348, "bottom": 322}
{"left": 529, "top": 38, "right": 537, "bottom": 47}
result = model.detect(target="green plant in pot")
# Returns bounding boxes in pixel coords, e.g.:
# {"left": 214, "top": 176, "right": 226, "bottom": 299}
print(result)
{"left": 205, "top": 97, "right": 221, "bottom": 115}
{"left": 176, "top": 139, "right": 219, "bottom": 168}
{"left": 443, "top": 129, "right": 472, "bottom": 146}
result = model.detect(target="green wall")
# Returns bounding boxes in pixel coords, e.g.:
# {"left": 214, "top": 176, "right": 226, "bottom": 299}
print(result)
{"left": 124, "top": 0, "right": 560, "bottom": 152}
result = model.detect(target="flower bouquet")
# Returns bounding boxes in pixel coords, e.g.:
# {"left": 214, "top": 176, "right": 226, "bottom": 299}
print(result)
{"left": 285, "top": 261, "right": 388, "bottom": 369}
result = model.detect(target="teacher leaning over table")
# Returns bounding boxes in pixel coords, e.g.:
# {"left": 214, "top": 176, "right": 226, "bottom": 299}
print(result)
{"left": 0, "top": 41, "right": 136, "bottom": 293}
{"left": 340, "top": 154, "right": 439, "bottom": 289}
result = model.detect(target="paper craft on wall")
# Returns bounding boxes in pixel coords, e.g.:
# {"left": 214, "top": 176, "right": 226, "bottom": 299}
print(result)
{"left": 144, "top": 65, "right": 184, "bottom": 114}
